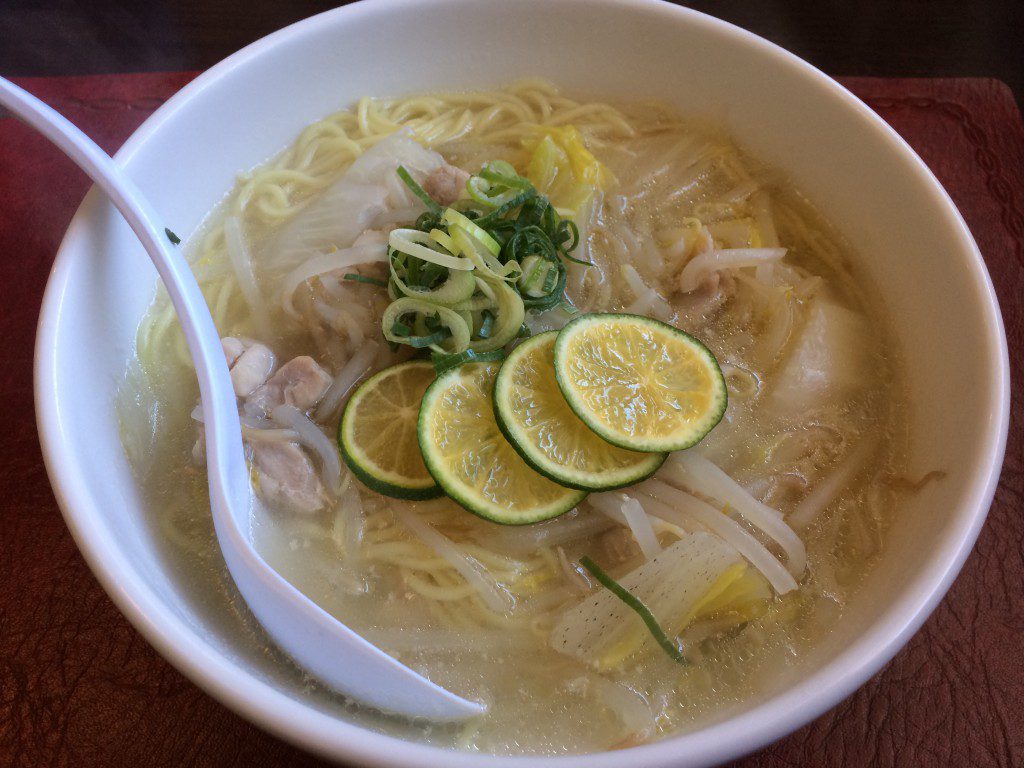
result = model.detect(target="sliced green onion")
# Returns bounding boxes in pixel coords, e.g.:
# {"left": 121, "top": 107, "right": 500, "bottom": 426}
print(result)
{"left": 451, "top": 293, "right": 497, "bottom": 312}
{"left": 562, "top": 250, "right": 594, "bottom": 266}
{"left": 389, "top": 255, "right": 476, "bottom": 305}
{"left": 518, "top": 195, "right": 550, "bottom": 229}
{"left": 479, "top": 160, "right": 526, "bottom": 184}
{"left": 555, "top": 219, "right": 581, "bottom": 253}
{"left": 344, "top": 273, "right": 387, "bottom": 287}
{"left": 382, "top": 298, "right": 471, "bottom": 353}
{"left": 477, "top": 310, "right": 495, "bottom": 339}
{"left": 466, "top": 161, "right": 534, "bottom": 208}
{"left": 415, "top": 209, "right": 443, "bottom": 232}
{"left": 384, "top": 158, "right": 591, "bottom": 356}
{"left": 165, "top": 227, "right": 181, "bottom": 245}
{"left": 506, "top": 224, "right": 557, "bottom": 265}
{"left": 474, "top": 189, "right": 537, "bottom": 229}
{"left": 389, "top": 229, "right": 474, "bottom": 271}
{"left": 466, "top": 176, "right": 519, "bottom": 209}
{"left": 397, "top": 165, "right": 441, "bottom": 215}
{"left": 429, "top": 227, "right": 457, "bottom": 254}
{"left": 578, "top": 556, "right": 688, "bottom": 666}
{"left": 522, "top": 267, "right": 566, "bottom": 311}
{"left": 405, "top": 329, "right": 451, "bottom": 348}
{"left": 474, "top": 276, "right": 498, "bottom": 302}
{"left": 451, "top": 227, "right": 520, "bottom": 283}
{"left": 514, "top": 253, "right": 566, "bottom": 310}
{"left": 468, "top": 276, "right": 525, "bottom": 353}
{"left": 443, "top": 208, "right": 502, "bottom": 256}
{"left": 518, "top": 255, "right": 555, "bottom": 298}
{"left": 542, "top": 264, "right": 559, "bottom": 293}
{"left": 430, "top": 348, "right": 506, "bottom": 376}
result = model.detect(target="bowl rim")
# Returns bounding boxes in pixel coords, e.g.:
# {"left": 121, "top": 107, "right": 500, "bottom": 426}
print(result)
{"left": 33, "top": 0, "right": 1011, "bottom": 766}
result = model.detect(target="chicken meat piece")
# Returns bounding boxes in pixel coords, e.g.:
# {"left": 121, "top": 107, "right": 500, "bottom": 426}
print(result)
{"left": 252, "top": 441, "right": 327, "bottom": 515}
{"left": 193, "top": 337, "right": 278, "bottom": 463}
{"left": 245, "top": 355, "right": 332, "bottom": 417}
{"left": 221, "top": 336, "right": 246, "bottom": 367}
{"left": 422, "top": 163, "right": 470, "bottom": 206}
{"left": 221, "top": 337, "right": 277, "bottom": 397}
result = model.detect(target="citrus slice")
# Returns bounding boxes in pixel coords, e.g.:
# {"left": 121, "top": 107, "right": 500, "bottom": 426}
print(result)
{"left": 418, "top": 361, "right": 586, "bottom": 524}
{"left": 553, "top": 313, "right": 727, "bottom": 453}
{"left": 494, "top": 331, "right": 666, "bottom": 490}
{"left": 339, "top": 360, "right": 442, "bottom": 500}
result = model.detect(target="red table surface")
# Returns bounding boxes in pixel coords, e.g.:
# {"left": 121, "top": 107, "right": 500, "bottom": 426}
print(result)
{"left": 0, "top": 72, "right": 1021, "bottom": 767}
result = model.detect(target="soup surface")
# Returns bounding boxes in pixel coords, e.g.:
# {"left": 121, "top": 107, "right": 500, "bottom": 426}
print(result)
{"left": 120, "top": 80, "right": 910, "bottom": 754}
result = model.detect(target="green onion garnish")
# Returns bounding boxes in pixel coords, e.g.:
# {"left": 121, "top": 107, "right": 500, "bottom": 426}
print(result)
{"left": 541, "top": 263, "right": 559, "bottom": 293}
{"left": 405, "top": 330, "right": 451, "bottom": 348}
{"left": 473, "top": 189, "right": 537, "bottom": 229}
{"left": 578, "top": 555, "right": 688, "bottom": 666}
{"left": 561, "top": 251, "right": 594, "bottom": 266}
{"left": 430, "top": 348, "right": 505, "bottom": 376}
{"left": 385, "top": 160, "right": 590, "bottom": 355}
{"left": 520, "top": 258, "right": 545, "bottom": 290}
{"left": 343, "top": 273, "right": 387, "bottom": 287}
{"left": 554, "top": 219, "right": 580, "bottom": 252}
{"left": 477, "top": 310, "right": 495, "bottom": 339}
{"left": 165, "top": 227, "right": 181, "bottom": 245}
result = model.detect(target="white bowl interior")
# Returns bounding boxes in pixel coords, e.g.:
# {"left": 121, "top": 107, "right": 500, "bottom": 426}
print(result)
{"left": 36, "top": 1, "right": 1008, "bottom": 766}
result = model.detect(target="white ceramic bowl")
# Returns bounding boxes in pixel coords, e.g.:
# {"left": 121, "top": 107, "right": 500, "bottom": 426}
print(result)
{"left": 35, "top": 0, "right": 1010, "bottom": 765}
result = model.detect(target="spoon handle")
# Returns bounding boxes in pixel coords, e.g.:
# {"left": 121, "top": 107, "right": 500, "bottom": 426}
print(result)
{"left": 0, "top": 76, "right": 246, "bottom": 496}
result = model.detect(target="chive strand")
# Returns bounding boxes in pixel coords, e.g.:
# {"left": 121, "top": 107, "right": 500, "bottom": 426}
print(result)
{"left": 430, "top": 348, "right": 505, "bottom": 375}
{"left": 578, "top": 556, "right": 688, "bottom": 666}
{"left": 397, "top": 165, "right": 441, "bottom": 215}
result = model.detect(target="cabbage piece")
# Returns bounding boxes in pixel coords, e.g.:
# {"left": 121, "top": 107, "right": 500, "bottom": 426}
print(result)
{"left": 272, "top": 132, "right": 444, "bottom": 267}
{"left": 526, "top": 126, "right": 613, "bottom": 217}
{"left": 691, "top": 562, "right": 771, "bottom": 621}
{"left": 550, "top": 532, "right": 741, "bottom": 669}
{"left": 706, "top": 217, "right": 763, "bottom": 249}
{"left": 769, "top": 298, "right": 871, "bottom": 412}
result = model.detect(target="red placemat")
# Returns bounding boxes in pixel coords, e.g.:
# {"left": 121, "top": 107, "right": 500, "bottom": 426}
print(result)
{"left": 0, "top": 73, "right": 1021, "bottom": 767}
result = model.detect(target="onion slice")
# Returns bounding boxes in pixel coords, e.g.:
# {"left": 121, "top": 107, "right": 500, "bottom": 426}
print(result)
{"left": 661, "top": 453, "right": 806, "bottom": 576}
{"left": 619, "top": 496, "right": 663, "bottom": 559}
{"left": 678, "top": 247, "right": 786, "bottom": 292}
{"left": 224, "top": 216, "right": 272, "bottom": 335}
{"left": 789, "top": 437, "right": 877, "bottom": 529}
{"left": 270, "top": 404, "right": 343, "bottom": 493}
{"left": 279, "top": 243, "right": 387, "bottom": 318}
{"left": 314, "top": 342, "right": 379, "bottom": 422}
{"left": 636, "top": 480, "right": 798, "bottom": 595}
{"left": 333, "top": 481, "right": 364, "bottom": 562}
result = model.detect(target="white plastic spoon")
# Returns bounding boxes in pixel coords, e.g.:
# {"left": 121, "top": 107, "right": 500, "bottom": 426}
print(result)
{"left": 0, "top": 76, "right": 483, "bottom": 721}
